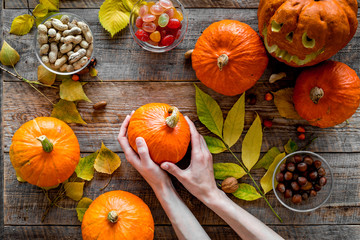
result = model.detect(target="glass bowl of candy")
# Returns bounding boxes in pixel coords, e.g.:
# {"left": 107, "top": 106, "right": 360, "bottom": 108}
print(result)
{"left": 272, "top": 151, "right": 333, "bottom": 212}
{"left": 129, "top": 0, "right": 188, "bottom": 52}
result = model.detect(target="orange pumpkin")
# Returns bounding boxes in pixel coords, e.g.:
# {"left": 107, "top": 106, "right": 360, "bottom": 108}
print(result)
{"left": 293, "top": 61, "right": 360, "bottom": 128}
{"left": 127, "top": 103, "right": 190, "bottom": 164}
{"left": 82, "top": 190, "right": 154, "bottom": 240}
{"left": 10, "top": 117, "right": 80, "bottom": 187}
{"left": 192, "top": 20, "right": 268, "bottom": 96}
{"left": 258, "top": 0, "right": 358, "bottom": 67}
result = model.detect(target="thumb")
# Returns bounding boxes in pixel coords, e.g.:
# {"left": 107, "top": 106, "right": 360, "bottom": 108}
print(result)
{"left": 161, "top": 162, "right": 184, "bottom": 180}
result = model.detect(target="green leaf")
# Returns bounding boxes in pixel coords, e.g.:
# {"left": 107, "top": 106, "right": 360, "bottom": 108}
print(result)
{"left": 242, "top": 114, "right": 262, "bottom": 170}
{"left": 89, "top": 67, "right": 98, "bottom": 77}
{"left": 51, "top": 99, "right": 87, "bottom": 125}
{"left": 35, "top": 12, "right": 59, "bottom": 26}
{"left": 64, "top": 182, "right": 85, "bottom": 201}
{"left": 260, "top": 152, "right": 286, "bottom": 194}
{"left": 233, "top": 183, "right": 262, "bottom": 201}
{"left": 60, "top": 77, "right": 91, "bottom": 102}
{"left": 33, "top": 4, "right": 48, "bottom": 18}
{"left": 223, "top": 94, "right": 245, "bottom": 147}
{"left": 76, "top": 197, "right": 93, "bottom": 222}
{"left": 194, "top": 84, "right": 223, "bottom": 138}
{"left": 99, "top": 0, "right": 130, "bottom": 37}
{"left": 15, "top": 171, "right": 26, "bottom": 183}
{"left": 253, "top": 147, "right": 281, "bottom": 170}
{"left": 204, "top": 136, "right": 226, "bottom": 154}
{"left": 94, "top": 142, "right": 121, "bottom": 174}
{"left": 10, "top": 14, "right": 34, "bottom": 36}
{"left": 75, "top": 151, "right": 99, "bottom": 181}
{"left": 284, "top": 139, "right": 298, "bottom": 154}
{"left": 40, "top": 0, "right": 59, "bottom": 11}
{"left": 273, "top": 88, "right": 302, "bottom": 120}
{"left": 0, "top": 41, "right": 20, "bottom": 66}
{"left": 213, "top": 163, "right": 246, "bottom": 180}
{"left": 38, "top": 65, "right": 56, "bottom": 85}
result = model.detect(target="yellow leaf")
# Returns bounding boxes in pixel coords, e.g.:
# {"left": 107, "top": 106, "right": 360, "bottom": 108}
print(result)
{"left": 122, "top": 0, "right": 138, "bottom": 11}
{"left": 89, "top": 67, "right": 98, "bottom": 77}
{"left": 65, "top": 182, "right": 85, "bottom": 201}
{"left": 76, "top": 197, "right": 93, "bottom": 222}
{"left": 0, "top": 41, "right": 20, "bottom": 66}
{"left": 273, "top": 88, "right": 302, "bottom": 120}
{"left": 60, "top": 77, "right": 91, "bottom": 102}
{"left": 35, "top": 11, "right": 59, "bottom": 26}
{"left": 253, "top": 147, "right": 281, "bottom": 170}
{"left": 75, "top": 151, "right": 99, "bottom": 181}
{"left": 204, "top": 136, "right": 226, "bottom": 154}
{"left": 38, "top": 65, "right": 56, "bottom": 85}
{"left": 284, "top": 139, "right": 298, "bottom": 154}
{"left": 10, "top": 14, "right": 34, "bottom": 36}
{"left": 242, "top": 114, "right": 262, "bottom": 170}
{"left": 223, "top": 93, "right": 245, "bottom": 147}
{"left": 40, "top": 0, "right": 59, "bottom": 11}
{"left": 213, "top": 163, "right": 246, "bottom": 180}
{"left": 94, "top": 142, "right": 121, "bottom": 174}
{"left": 232, "top": 183, "right": 262, "bottom": 201}
{"left": 99, "top": 0, "right": 130, "bottom": 37}
{"left": 51, "top": 99, "right": 87, "bottom": 125}
{"left": 42, "top": 184, "right": 59, "bottom": 191}
{"left": 33, "top": 4, "right": 48, "bottom": 18}
{"left": 260, "top": 152, "right": 286, "bottom": 194}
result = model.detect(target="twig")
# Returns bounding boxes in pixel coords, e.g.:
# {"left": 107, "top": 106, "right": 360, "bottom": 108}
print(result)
{"left": 100, "top": 174, "right": 113, "bottom": 191}
{"left": 26, "top": 0, "right": 33, "bottom": 16}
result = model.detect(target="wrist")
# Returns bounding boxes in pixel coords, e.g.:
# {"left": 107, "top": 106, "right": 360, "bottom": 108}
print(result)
{"left": 151, "top": 180, "right": 176, "bottom": 198}
{"left": 199, "top": 188, "right": 227, "bottom": 207}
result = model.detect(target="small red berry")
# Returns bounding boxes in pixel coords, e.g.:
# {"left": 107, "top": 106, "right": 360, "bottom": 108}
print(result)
{"left": 265, "top": 92, "right": 273, "bottom": 101}
{"left": 72, "top": 74, "right": 80, "bottom": 81}
{"left": 263, "top": 119, "right": 273, "bottom": 128}
{"left": 298, "top": 133, "right": 305, "bottom": 140}
{"left": 297, "top": 126, "right": 306, "bottom": 133}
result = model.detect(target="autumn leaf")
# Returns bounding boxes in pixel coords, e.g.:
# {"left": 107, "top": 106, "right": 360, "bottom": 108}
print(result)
{"left": 76, "top": 197, "right": 93, "bottom": 222}
{"left": 260, "top": 152, "right": 286, "bottom": 194}
{"left": 284, "top": 139, "right": 298, "bottom": 154}
{"left": 0, "top": 41, "right": 20, "bottom": 66}
{"left": 60, "top": 77, "right": 91, "bottom": 102}
{"left": 35, "top": 12, "right": 59, "bottom": 26}
{"left": 89, "top": 67, "right": 98, "bottom": 77}
{"left": 51, "top": 99, "right": 87, "bottom": 125}
{"left": 204, "top": 136, "right": 226, "bottom": 154}
{"left": 75, "top": 151, "right": 99, "bottom": 181}
{"left": 15, "top": 171, "right": 26, "bottom": 183}
{"left": 40, "top": 0, "right": 59, "bottom": 11}
{"left": 242, "top": 114, "right": 262, "bottom": 170}
{"left": 194, "top": 84, "right": 223, "bottom": 138}
{"left": 42, "top": 184, "right": 60, "bottom": 191}
{"left": 122, "top": 0, "right": 139, "bottom": 11}
{"left": 33, "top": 4, "right": 48, "bottom": 18}
{"left": 10, "top": 14, "right": 34, "bottom": 36}
{"left": 253, "top": 147, "right": 281, "bottom": 170}
{"left": 94, "top": 142, "right": 121, "bottom": 174}
{"left": 38, "top": 65, "right": 56, "bottom": 85}
{"left": 223, "top": 93, "right": 245, "bottom": 147}
{"left": 232, "top": 183, "right": 262, "bottom": 201}
{"left": 99, "top": 0, "right": 130, "bottom": 37}
{"left": 65, "top": 182, "right": 85, "bottom": 201}
{"left": 273, "top": 88, "right": 302, "bottom": 120}
{"left": 213, "top": 163, "right": 246, "bottom": 180}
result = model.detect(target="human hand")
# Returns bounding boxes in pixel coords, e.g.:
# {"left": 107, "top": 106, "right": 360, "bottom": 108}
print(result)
{"left": 117, "top": 112, "right": 172, "bottom": 191}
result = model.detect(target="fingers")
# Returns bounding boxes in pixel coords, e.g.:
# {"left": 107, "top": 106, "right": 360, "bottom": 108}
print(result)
{"left": 185, "top": 116, "right": 202, "bottom": 154}
{"left": 118, "top": 114, "right": 131, "bottom": 139}
{"left": 161, "top": 162, "right": 184, "bottom": 180}
{"left": 136, "top": 137, "right": 153, "bottom": 165}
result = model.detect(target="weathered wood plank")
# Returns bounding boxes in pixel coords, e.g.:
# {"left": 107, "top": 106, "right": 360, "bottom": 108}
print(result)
{"left": 1, "top": 0, "right": 5, "bottom": 239}
{"left": 4, "top": 152, "right": 360, "bottom": 225}
{"left": 3, "top": 81, "right": 360, "bottom": 153}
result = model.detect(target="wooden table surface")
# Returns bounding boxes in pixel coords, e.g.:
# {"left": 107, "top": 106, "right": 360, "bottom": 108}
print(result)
{"left": 1, "top": 0, "right": 360, "bottom": 239}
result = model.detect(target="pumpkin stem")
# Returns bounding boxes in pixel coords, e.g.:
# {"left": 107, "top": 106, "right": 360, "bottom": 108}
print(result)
{"left": 166, "top": 106, "right": 180, "bottom": 128}
{"left": 107, "top": 211, "right": 119, "bottom": 223}
{"left": 217, "top": 54, "right": 229, "bottom": 71}
{"left": 310, "top": 87, "right": 324, "bottom": 104}
{"left": 36, "top": 135, "right": 53, "bottom": 153}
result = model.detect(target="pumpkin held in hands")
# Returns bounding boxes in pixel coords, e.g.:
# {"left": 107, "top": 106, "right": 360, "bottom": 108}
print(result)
{"left": 191, "top": 20, "right": 268, "bottom": 96}
{"left": 258, "top": 0, "right": 358, "bottom": 67}
{"left": 127, "top": 103, "right": 190, "bottom": 164}
{"left": 82, "top": 190, "right": 154, "bottom": 240}
{"left": 10, "top": 117, "right": 80, "bottom": 187}
{"left": 293, "top": 61, "right": 360, "bottom": 128}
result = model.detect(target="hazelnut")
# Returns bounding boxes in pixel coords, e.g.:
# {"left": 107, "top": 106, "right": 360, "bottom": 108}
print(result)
{"left": 93, "top": 101, "right": 107, "bottom": 110}
{"left": 221, "top": 177, "right": 239, "bottom": 193}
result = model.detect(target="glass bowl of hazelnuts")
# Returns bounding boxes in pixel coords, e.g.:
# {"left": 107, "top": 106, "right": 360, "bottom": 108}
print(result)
{"left": 272, "top": 151, "right": 333, "bottom": 212}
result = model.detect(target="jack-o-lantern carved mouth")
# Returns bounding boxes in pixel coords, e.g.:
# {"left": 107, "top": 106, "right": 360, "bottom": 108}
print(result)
{"left": 263, "top": 27, "right": 324, "bottom": 66}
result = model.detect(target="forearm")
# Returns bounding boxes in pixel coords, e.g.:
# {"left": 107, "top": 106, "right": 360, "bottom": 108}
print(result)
{"left": 153, "top": 182, "right": 210, "bottom": 240}
{"left": 201, "top": 189, "right": 283, "bottom": 240}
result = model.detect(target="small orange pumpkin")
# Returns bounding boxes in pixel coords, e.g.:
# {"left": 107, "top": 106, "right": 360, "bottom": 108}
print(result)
{"left": 293, "top": 61, "right": 360, "bottom": 128}
{"left": 10, "top": 117, "right": 80, "bottom": 187}
{"left": 258, "top": 0, "right": 358, "bottom": 67}
{"left": 127, "top": 103, "right": 190, "bottom": 164}
{"left": 192, "top": 20, "right": 268, "bottom": 96}
{"left": 82, "top": 190, "right": 154, "bottom": 240}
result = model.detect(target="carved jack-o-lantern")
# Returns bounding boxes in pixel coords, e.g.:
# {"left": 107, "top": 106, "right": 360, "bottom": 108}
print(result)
{"left": 258, "top": 0, "right": 358, "bottom": 67}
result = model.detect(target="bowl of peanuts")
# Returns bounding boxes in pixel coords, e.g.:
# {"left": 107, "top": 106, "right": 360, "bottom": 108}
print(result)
{"left": 34, "top": 12, "right": 94, "bottom": 75}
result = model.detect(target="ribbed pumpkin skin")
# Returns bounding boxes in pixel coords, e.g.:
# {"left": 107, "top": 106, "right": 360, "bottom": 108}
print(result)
{"left": 258, "top": 0, "right": 358, "bottom": 67}
{"left": 9, "top": 117, "right": 80, "bottom": 187}
{"left": 294, "top": 61, "right": 360, "bottom": 128}
{"left": 192, "top": 20, "right": 268, "bottom": 96}
{"left": 82, "top": 191, "right": 154, "bottom": 240}
{"left": 127, "top": 103, "right": 190, "bottom": 164}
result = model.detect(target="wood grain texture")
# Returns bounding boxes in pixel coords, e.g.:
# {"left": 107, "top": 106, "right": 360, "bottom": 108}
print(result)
{"left": 1, "top": 0, "right": 5, "bottom": 239}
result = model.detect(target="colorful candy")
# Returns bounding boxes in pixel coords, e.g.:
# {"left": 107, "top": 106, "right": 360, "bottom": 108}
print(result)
{"left": 150, "top": 31, "right": 161, "bottom": 42}
{"left": 159, "top": 0, "right": 173, "bottom": 9}
{"left": 142, "top": 14, "right": 156, "bottom": 22}
{"left": 142, "top": 22, "right": 157, "bottom": 32}
{"left": 139, "top": 5, "right": 149, "bottom": 17}
{"left": 167, "top": 18, "right": 180, "bottom": 29}
{"left": 161, "top": 35, "right": 175, "bottom": 46}
{"left": 135, "top": 29, "right": 150, "bottom": 41}
{"left": 150, "top": 4, "right": 165, "bottom": 15}
{"left": 158, "top": 13, "right": 169, "bottom": 27}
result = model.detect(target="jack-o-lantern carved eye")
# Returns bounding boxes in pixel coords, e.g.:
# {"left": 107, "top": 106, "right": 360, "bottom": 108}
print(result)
{"left": 286, "top": 32, "right": 294, "bottom": 42}
{"left": 271, "top": 20, "right": 283, "bottom": 32}
{"left": 302, "top": 32, "right": 316, "bottom": 48}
